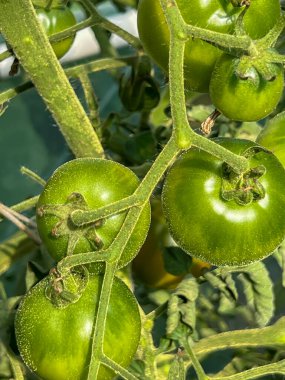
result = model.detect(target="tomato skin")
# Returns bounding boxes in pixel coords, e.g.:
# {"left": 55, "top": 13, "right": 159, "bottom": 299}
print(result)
{"left": 209, "top": 54, "right": 284, "bottom": 121}
{"left": 256, "top": 114, "right": 285, "bottom": 168}
{"left": 36, "top": 6, "right": 76, "bottom": 58}
{"left": 162, "top": 138, "right": 285, "bottom": 266}
{"left": 36, "top": 159, "right": 151, "bottom": 269}
{"left": 137, "top": 0, "right": 281, "bottom": 93}
{"left": 15, "top": 274, "right": 141, "bottom": 380}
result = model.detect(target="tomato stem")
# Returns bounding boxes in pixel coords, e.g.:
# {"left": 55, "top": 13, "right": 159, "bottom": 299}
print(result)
{"left": 256, "top": 12, "right": 285, "bottom": 49}
{"left": 160, "top": 0, "right": 250, "bottom": 174}
{"left": 87, "top": 263, "right": 116, "bottom": 379}
{"left": 0, "top": 57, "right": 130, "bottom": 105}
{"left": 0, "top": 0, "right": 104, "bottom": 158}
{"left": 183, "top": 337, "right": 209, "bottom": 380}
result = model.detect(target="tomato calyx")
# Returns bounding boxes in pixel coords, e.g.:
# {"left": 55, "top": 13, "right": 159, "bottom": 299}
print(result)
{"left": 221, "top": 146, "right": 270, "bottom": 205}
{"left": 45, "top": 265, "right": 89, "bottom": 308}
{"left": 230, "top": 0, "right": 250, "bottom": 7}
{"left": 37, "top": 192, "right": 105, "bottom": 255}
{"left": 235, "top": 53, "right": 281, "bottom": 84}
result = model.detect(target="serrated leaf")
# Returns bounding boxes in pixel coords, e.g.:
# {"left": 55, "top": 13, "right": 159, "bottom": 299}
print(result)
{"left": 166, "top": 276, "right": 198, "bottom": 339}
{"left": 236, "top": 262, "right": 274, "bottom": 327}
{"left": 204, "top": 271, "right": 238, "bottom": 301}
{"left": 163, "top": 247, "right": 192, "bottom": 276}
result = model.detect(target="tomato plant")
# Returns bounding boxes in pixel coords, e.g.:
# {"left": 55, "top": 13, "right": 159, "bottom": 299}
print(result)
{"left": 35, "top": 5, "right": 76, "bottom": 58}
{"left": 15, "top": 273, "right": 141, "bottom": 380}
{"left": 209, "top": 54, "right": 284, "bottom": 121}
{"left": 256, "top": 114, "right": 285, "bottom": 167}
{"left": 2, "top": 1, "right": 285, "bottom": 379}
{"left": 137, "top": 0, "right": 281, "bottom": 92}
{"left": 162, "top": 138, "right": 285, "bottom": 266}
{"left": 36, "top": 158, "right": 151, "bottom": 269}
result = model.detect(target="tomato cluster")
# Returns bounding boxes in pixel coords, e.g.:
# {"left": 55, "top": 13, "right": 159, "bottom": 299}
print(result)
{"left": 12, "top": 2, "right": 285, "bottom": 379}
{"left": 137, "top": 0, "right": 284, "bottom": 121}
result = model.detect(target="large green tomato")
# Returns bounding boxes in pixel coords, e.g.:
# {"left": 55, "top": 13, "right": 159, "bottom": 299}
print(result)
{"left": 209, "top": 54, "right": 284, "bottom": 121}
{"left": 256, "top": 113, "right": 285, "bottom": 167}
{"left": 36, "top": 6, "right": 76, "bottom": 58}
{"left": 162, "top": 138, "right": 285, "bottom": 266}
{"left": 137, "top": 0, "right": 281, "bottom": 92}
{"left": 15, "top": 274, "right": 141, "bottom": 380}
{"left": 36, "top": 158, "right": 151, "bottom": 269}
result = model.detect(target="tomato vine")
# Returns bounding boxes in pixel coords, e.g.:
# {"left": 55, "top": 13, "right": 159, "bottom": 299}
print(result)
{"left": 1, "top": 0, "right": 285, "bottom": 379}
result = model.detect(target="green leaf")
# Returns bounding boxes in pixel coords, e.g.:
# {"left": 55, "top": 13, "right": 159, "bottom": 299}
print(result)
{"left": 236, "top": 262, "right": 274, "bottom": 327}
{"left": 163, "top": 247, "right": 192, "bottom": 276}
{"left": 166, "top": 276, "right": 198, "bottom": 339}
{"left": 204, "top": 271, "right": 238, "bottom": 301}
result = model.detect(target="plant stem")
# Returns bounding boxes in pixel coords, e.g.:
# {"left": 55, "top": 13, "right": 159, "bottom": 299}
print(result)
{"left": 70, "top": 137, "right": 180, "bottom": 227}
{"left": 101, "top": 355, "right": 139, "bottom": 380}
{"left": 87, "top": 263, "right": 116, "bottom": 379}
{"left": 78, "top": 71, "right": 101, "bottom": 136}
{"left": 0, "top": 196, "right": 39, "bottom": 223}
{"left": 0, "top": 57, "right": 130, "bottom": 105}
{"left": 183, "top": 338, "right": 209, "bottom": 380}
{"left": 194, "top": 316, "right": 285, "bottom": 357}
{"left": 0, "top": 0, "right": 103, "bottom": 158}
{"left": 80, "top": 0, "right": 141, "bottom": 49}
{"left": 212, "top": 360, "right": 285, "bottom": 380}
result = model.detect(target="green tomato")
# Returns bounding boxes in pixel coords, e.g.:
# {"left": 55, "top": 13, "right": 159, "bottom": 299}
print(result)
{"left": 36, "top": 6, "right": 76, "bottom": 58}
{"left": 137, "top": 0, "right": 281, "bottom": 93}
{"left": 36, "top": 158, "right": 150, "bottom": 269}
{"left": 256, "top": 113, "right": 285, "bottom": 168}
{"left": 15, "top": 273, "right": 141, "bottom": 380}
{"left": 209, "top": 54, "right": 284, "bottom": 121}
{"left": 162, "top": 138, "right": 285, "bottom": 266}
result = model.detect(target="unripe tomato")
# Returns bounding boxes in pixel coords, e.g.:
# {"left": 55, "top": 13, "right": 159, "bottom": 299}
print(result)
{"left": 36, "top": 158, "right": 151, "bottom": 270}
{"left": 162, "top": 138, "right": 285, "bottom": 266}
{"left": 209, "top": 54, "right": 284, "bottom": 121}
{"left": 256, "top": 113, "right": 285, "bottom": 167}
{"left": 36, "top": 6, "right": 76, "bottom": 58}
{"left": 15, "top": 274, "right": 141, "bottom": 380}
{"left": 137, "top": 0, "right": 281, "bottom": 92}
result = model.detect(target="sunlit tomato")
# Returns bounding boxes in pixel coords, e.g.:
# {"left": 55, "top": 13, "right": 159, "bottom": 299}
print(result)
{"left": 162, "top": 138, "right": 285, "bottom": 266}
{"left": 15, "top": 274, "right": 141, "bottom": 380}
{"left": 36, "top": 158, "right": 150, "bottom": 270}
{"left": 137, "top": 0, "right": 281, "bottom": 92}
{"left": 36, "top": 6, "right": 76, "bottom": 58}
{"left": 209, "top": 54, "right": 284, "bottom": 121}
